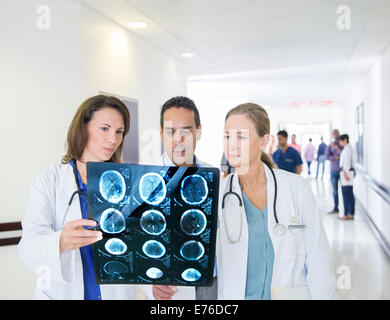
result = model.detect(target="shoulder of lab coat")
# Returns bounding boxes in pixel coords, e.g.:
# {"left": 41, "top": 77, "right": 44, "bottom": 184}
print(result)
{"left": 18, "top": 163, "right": 76, "bottom": 285}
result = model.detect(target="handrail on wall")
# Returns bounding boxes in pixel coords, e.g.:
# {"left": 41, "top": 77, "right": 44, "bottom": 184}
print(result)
{"left": 1, "top": 168, "right": 388, "bottom": 247}
{"left": 0, "top": 221, "right": 22, "bottom": 247}
{"left": 355, "top": 167, "right": 390, "bottom": 205}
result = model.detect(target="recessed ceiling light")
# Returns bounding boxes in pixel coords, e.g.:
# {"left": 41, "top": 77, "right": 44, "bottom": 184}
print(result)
{"left": 128, "top": 21, "right": 148, "bottom": 29}
{"left": 181, "top": 53, "right": 195, "bottom": 58}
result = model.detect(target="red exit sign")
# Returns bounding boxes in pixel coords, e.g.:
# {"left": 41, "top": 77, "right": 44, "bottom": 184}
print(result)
{"left": 289, "top": 101, "right": 333, "bottom": 108}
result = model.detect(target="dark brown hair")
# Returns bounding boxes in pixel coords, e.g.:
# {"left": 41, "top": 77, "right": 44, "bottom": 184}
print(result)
{"left": 225, "top": 103, "right": 275, "bottom": 168}
{"left": 62, "top": 95, "right": 130, "bottom": 164}
{"left": 160, "top": 96, "right": 201, "bottom": 128}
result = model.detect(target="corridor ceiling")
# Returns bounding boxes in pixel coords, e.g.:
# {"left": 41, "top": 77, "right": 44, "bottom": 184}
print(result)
{"left": 82, "top": 0, "right": 389, "bottom": 105}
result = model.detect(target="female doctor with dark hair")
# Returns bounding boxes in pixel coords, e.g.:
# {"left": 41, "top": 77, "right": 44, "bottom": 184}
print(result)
{"left": 18, "top": 95, "right": 135, "bottom": 299}
{"left": 217, "top": 103, "right": 336, "bottom": 300}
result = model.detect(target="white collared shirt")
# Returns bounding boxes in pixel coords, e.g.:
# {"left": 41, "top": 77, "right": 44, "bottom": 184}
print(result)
{"left": 340, "top": 144, "right": 353, "bottom": 172}
{"left": 161, "top": 152, "right": 211, "bottom": 167}
{"left": 340, "top": 144, "right": 354, "bottom": 186}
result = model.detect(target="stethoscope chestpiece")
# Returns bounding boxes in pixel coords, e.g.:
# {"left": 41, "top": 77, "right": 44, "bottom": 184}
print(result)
{"left": 273, "top": 223, "right": 287, "bottom": 237}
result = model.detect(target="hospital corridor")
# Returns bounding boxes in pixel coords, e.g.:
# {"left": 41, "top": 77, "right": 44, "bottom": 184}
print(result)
{"left": 310, "top": 175, "right": 390, "bottom": 300}
{"left": 1, "top": 0, "right": 390, "bottom": 302}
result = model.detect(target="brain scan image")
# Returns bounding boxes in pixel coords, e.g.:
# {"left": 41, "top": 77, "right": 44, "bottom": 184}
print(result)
{"left": 139, "top": 173, "right": 167, "bottom": 205}
{"left": 99, "top": 170, "right": 126, "bottom": 204}
{"left": 181, "top": 268, "right": 201, "bottom": 282}
{"left": 103, "top": 260, "right": 129, "bottom": 276}
{"left": 88, "top": 162, "right": 219, "bottom": 286}
{"left": 180, "top": 240, "right": 205, "bottom": 261}
{"left": 105, "top": 238, "right": 127, "bottom": 255}
{"left": 140, "top": 210, "right": 166, "bottom": 236}
{"left": 146, "top": 267, "right": 164, "bottom": 280}
{"left": 180, "top": 209, "right": 207, "bottom": 236}
{"left": 180, "top": 174, "right": 208, "bottom": 205}
{"left": 142, "top": 240, "right": 166, "bottom": 259}
{"left": 100, "top": 208, "right": 126, "bottom": 234}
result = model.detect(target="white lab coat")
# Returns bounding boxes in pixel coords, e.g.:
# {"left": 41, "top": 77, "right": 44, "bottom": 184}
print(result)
{"left": 18, "top": 162, "right": 136, "bottom": 300}
{"left": 217, "top": 163, "right": 336, "bottom": 300}
{"left": 138, "top": 152, "right": 210, "bottom": 300}
{"left": 339, "top": 144, "right": 354, "bottom": 186}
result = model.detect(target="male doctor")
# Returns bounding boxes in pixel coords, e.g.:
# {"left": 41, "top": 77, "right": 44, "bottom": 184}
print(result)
{"left": 140, "top": 96, "right": 217, "bottom": 300}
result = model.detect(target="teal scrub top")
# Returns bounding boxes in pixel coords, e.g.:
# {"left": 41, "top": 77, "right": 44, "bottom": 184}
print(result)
{"left": 242, "top": 193, "right": 274, "bottom": 300}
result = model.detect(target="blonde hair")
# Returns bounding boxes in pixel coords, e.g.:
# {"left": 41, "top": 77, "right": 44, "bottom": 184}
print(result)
{"left": 225, "top": 103, "right": 275, "bottom": 168}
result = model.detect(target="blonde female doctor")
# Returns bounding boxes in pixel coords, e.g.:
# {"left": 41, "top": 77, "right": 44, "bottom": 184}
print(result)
{"left": 217, "top": 103, "right": 336, "bottom": 300}
{"left": 18, "top": 95, "right": 136, "bottom": 300}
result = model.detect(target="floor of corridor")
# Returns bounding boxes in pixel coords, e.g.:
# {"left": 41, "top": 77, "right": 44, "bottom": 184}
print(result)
{"left": 306, "top": 170, "right": 390, "bottom": 300}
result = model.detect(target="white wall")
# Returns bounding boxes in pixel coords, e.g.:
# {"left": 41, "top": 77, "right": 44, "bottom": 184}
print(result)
{"left": 342, "top": 42, "right": 390, "bottom": 245}
{"left": 0, "top": 0, "right": 83, "bottom": 300}
{"left": 81, "top": 5, "right": 187, "bottom": 164}
{"left": 0, "top": 0, "right": 187, "bottom": 299}
{"left": 0, "top": 0, "right": 82, "bottom": 224}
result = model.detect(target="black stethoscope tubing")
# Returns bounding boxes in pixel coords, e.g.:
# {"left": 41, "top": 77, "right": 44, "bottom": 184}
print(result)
{"left": 68, "top": 160, "right": 88, "bottom": 206}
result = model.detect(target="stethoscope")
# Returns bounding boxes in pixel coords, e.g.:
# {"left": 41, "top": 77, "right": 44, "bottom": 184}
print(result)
{"left": 61, "top": 160, "right": 89, "bottom": 228}
{"left": 221, "top": 161, "right": 288, "bottom": 243}
{"left": 69, "top": 160, "right": 88, "bottom": 205}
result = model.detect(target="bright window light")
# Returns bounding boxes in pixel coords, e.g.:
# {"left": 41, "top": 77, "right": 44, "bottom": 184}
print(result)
{"left": 128, "top": 21, "right": 148, "bottom": 29}
{"left": 181, "top": 53, "right": 195, "bottom": 58}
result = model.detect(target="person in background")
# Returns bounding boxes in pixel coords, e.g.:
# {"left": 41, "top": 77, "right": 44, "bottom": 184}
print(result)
{"left": 304, "top": 138, "right": 315, "bottom": 177}
{"left": 289, "top": 134, "right": 302, "bottom": 154}
{"left": 325, "top": 129, "right": 343, "bottom": 214}
{"left": 221, "top": 152, "right": 234, "bottom": 178}
{"left": 272, "top": 130, "right": 303, "bottom": 174}
{"left": 338, "top": 134, "right": 355, "bottom": 220}
{"left": 267, "top": 134, "right": 277, "bottom": 156}
{"left": 316, "top": 137, "right": 327, "bottom": 179}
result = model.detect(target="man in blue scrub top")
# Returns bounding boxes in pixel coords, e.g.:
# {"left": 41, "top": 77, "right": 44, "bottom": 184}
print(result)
{"left": 272, "top": 130, "right": 303, "bottom": 174}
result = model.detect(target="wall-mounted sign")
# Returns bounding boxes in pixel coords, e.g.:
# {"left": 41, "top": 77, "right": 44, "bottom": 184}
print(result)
{"left": 289, "top": 101, "right": 333, "bottom": 108}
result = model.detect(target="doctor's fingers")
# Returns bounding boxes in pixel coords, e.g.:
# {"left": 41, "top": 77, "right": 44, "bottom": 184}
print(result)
{"left": 66, "top": 229, "right": 102, "bottom": 239}
{"left": 65, "top": 236, "right": 102, "bottom": 250}
{"left": 153, "top": 285, "right": 177, "bottom": 300}
{"left": 60, "top": 229, "right": 102, "bottom": 251}
{"left": 65, "top": 219, "right": 97, "bottom": 230}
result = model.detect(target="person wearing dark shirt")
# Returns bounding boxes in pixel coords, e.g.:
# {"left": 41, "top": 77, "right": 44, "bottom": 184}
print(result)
{"left": 272, "top": 130, "right": 303, "bottom": 174}
{"left": 325, "top": 129, "right": 343, "bottom": 214}
{"left": 316, "top": 137, "right": 327, "bottom": 179}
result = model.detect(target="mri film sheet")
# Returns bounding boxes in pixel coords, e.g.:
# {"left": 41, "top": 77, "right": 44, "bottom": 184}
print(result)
{"left": 87, "top": 162, "right": 220, "bottom": 287}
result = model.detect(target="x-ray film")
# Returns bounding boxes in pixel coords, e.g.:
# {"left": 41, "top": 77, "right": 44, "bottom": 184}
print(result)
{"left": 86, "top": 162, "right": 220, "bottom": 287}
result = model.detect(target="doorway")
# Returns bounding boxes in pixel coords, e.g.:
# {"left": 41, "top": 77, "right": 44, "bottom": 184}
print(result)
{"left": 281, "top": 122, "right": 331, "bottom": 178}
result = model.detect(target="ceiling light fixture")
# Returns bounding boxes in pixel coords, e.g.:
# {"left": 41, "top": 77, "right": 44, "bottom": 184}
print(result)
{"left": 128, "top": 21, "right": 148, "bottom": 29}
{"left": 181, "top": 53, "right": 195, "bottom": 58}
